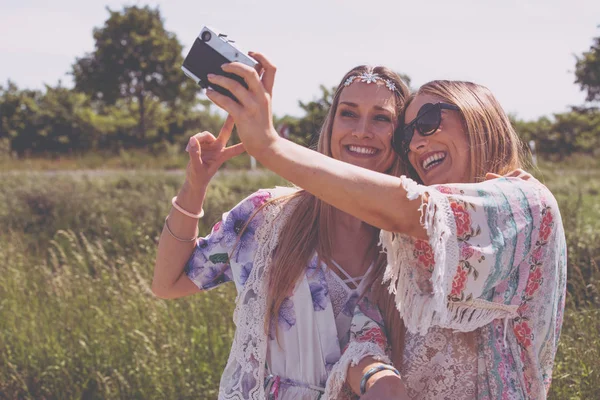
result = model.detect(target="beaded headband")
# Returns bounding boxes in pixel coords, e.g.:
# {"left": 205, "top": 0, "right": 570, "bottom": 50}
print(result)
{"left": 343, "top": 72, "right": 397, "bottom": 92}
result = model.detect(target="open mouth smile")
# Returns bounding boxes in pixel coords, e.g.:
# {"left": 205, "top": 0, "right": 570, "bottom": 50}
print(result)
{"left": 346, "top": 145, "right": 379, "bottom": 156}
{"left": 421, "top": 152, "right": 447, "bottom": 171}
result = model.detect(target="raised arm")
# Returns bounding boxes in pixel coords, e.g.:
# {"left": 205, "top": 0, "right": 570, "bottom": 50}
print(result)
{"left": 204, "top": 53, "right": 425, "bottom": 238}
{"left": 151, "top": 117, "right": 245, "bottom": 299}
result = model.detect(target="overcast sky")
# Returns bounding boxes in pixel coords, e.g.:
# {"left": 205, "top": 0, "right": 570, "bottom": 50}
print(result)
{"left": 1, "top": 0, "right": 599, "bottom": 120}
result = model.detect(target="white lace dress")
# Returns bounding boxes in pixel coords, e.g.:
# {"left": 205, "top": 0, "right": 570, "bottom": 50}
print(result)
{"left": 185, "top": 188, "right": 383, "bottom": 399}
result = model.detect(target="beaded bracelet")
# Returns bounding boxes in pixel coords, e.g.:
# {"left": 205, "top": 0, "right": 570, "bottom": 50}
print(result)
{"left": 164, "top": 216, "right": 198, "bottom": 242}
{"left": 359, "top": 364, "right": 401, "bottom": 395}
{"left": 171, "top": 196, "right": 205, "bottom": 219}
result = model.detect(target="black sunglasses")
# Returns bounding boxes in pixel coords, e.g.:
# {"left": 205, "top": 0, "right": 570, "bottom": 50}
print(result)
{"left": 393, "top": 102, "right": 460, "bottom": 154}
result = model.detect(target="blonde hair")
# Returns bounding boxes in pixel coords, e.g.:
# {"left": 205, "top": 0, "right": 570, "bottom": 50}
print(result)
{"left": 264, "top": 66, "right": 410, "bottom": 339}
{"left": 403, "top": 80, "right": 526, "bottom": 182}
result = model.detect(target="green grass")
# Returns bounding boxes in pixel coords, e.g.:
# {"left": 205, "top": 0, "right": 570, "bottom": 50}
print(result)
{"left": 0, "top": 170, "right": 287, "bottom": 399}
{"left": 0, "top": 159, "right": 598, "bottom": 399}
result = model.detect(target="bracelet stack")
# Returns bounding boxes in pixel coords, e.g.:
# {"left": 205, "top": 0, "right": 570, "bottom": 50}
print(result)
{"left": 164, "top": 196, "right": 205, "bottom": 242}
{"left": 359, "top": 364, "right": 401, "bottom": 395}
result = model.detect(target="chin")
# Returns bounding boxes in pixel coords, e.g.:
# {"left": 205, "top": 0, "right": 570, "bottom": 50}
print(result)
{"left": 419, "top": 174, "right": 443, "bottom": 186}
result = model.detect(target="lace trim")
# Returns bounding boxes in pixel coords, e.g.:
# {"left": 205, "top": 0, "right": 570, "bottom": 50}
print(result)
{"left": 322, "top": 342, "right": 391, "bottom": 400}
{"left": 325, "top": 269, "right": 354, "bottom": 319}
{"left": 219, "top": 187, "right": 299, "bottom": 400}
{"left": 379, "top": 176, "right": 517, "bottom": 335}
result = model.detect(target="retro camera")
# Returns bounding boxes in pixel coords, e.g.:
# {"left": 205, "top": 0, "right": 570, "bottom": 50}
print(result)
{"left": 182, "top": 26, "right": 258, "bottom": 102}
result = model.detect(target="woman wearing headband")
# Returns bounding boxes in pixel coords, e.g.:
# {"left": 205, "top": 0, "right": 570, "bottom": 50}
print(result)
{"left": 152, "top": 61, "right": 410, "bottom": 399}
{"left": 205, "top": 54, "right": 567, "bottom": 399}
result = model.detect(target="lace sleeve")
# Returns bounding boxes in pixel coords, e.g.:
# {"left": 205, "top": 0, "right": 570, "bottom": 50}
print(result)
{"left": 380, "top": 176, "right": 563, "bottom": 335}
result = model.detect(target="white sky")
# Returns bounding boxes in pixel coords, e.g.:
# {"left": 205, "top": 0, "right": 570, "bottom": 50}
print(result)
{"left": 0, "top": 0, "right": 599, "bottom": 120}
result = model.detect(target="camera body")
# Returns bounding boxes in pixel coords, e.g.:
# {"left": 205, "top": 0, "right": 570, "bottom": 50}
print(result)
{"left": 182, "top": 26, "right": 258, "bottom": 101}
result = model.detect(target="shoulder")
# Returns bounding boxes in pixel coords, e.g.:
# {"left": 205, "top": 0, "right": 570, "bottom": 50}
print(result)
{"left": 225, "top": 186, "right": 300, "bottom": 224}
{"left": 433, "top": 177, "right": 558, "bottom": 207}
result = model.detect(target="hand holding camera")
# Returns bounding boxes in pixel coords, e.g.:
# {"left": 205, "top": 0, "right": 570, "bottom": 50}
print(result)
{"left": 182, "top": 26, "right": 278, "bottom": 159}
{"left": 182, "top": 26, "right": 260, "bottom": 102}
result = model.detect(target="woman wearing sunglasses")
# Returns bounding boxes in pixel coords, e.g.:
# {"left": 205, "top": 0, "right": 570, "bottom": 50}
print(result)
{"left": 205, "top": 58, "right": 567, "bottom": 399}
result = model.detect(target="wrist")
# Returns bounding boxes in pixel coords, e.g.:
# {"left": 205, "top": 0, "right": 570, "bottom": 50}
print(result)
{"left": 181, "top": 179, "right": 208, "bottom": 196}
{"left": 364, "top": 374, "right": 406, "bottom": 399}
{"left": 183, "top": 174, "right": 211, "bottom": 193}
{"left": 176, "top": 182, "right": 208, "bottom": 215}
{"left": 245, "top": 127, "right": 281, "bottom": 161}
{"left": 360, "top": 364, "right": 401, "bottom": 396}
{"left": 364, "top": 370, "right": 399, "bottom": 392}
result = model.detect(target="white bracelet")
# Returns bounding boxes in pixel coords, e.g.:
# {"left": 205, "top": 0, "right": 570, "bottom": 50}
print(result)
{"left": 171, "top": 196, "right": 205, "bottom": 219}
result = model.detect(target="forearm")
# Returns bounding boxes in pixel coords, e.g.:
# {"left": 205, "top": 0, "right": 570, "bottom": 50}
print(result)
{"left": 254, "top": 137, "right": 424, "bottom": 236}
{"left": 152, "top": 182, "right": 207, "bottom": 298}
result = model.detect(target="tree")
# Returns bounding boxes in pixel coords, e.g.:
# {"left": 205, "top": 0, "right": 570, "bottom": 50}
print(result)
{"left": 36, "top": 84, "right": 101, "bottom": 153}
{"left": 72, "top": 5, "right": 197, "bottom": 141}
{"left": 512, "top": 108, "right": 600, "bottom": 159}
{"left": 575, "top": 29, "right": 600, "bottom": 102}
{"left": 279, "top": 85, "right": 335, "bottom": 147}
{"left": 0, "top": 81, "right": 44, "bottom": 156}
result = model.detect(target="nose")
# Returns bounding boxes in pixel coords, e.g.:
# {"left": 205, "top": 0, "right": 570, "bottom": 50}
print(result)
{"left": 409, "top": 131, "right": 429, "bottom": 153}
{"left": 351, "top": 117, "right": 373, "bottom": 139}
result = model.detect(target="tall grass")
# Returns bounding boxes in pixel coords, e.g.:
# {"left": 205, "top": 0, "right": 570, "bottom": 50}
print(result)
{"left": 537, "top": 158, "right": 600, "bottom": 399}
{"left": 0, "top": 161, "right": 598, "bottom": 399}
{"left": 0, "top": 171, "right": 286, "bottom": 399}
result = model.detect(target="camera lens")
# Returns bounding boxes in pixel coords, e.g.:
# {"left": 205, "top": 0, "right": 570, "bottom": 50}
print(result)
{"left": 201, "top": 31, "right": 212, "bottom": 42}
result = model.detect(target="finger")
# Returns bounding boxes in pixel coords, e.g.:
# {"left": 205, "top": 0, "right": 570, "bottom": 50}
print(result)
{"left": 249, "top": 52, "right": 277, "bottom": 96}
{"left": 188, "top": 136, "right": 203, "bottom": 168}
{"left": 485, "top": 172, "right": 501, "bottom": 180}
{"left": 507, "top": 169, "right": 524, "bottom": 177}
{"left": 216, "top": 115, "right": 235, "bottom": 146}
{"left": 205, "top": 87, "right": 243, "bottom": 117}
{"left": 207, "top": 74, "right": 254, "bottom": 107}
{"left": 186, "top": 131, "right": 216, "bottom": 152}
{"left": 220, "top": 62, "right": 263, "bottom": 94}
{"left": 222, "top": 143, "right": 246, "bottom": 160}
{"left": 518, "top": 172, "right": 533, "bottom": 180}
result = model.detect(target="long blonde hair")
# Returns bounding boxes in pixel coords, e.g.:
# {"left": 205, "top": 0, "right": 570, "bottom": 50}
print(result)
{"left": 402, "top": 80, "right": 526, "bottom": 183}
{"left": 264, "top": 66, "right": 410, "bottom": 338}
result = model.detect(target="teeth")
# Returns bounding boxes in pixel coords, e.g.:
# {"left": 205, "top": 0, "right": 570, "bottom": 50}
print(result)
{"left": 348, "top": 145, "right": 377, "bottom": 155}
{"left": 422, "top": 153, "right": 446, "bottom": 170}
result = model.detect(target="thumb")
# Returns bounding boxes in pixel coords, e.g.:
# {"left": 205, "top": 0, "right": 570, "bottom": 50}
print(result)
{"left": 222, "top": 143, "right": 246, "bottom": 160}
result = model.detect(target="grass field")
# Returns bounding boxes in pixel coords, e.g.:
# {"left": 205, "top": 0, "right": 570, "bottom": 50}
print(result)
{"left": 0, "top": 157, "right": 598, "bottom": 399}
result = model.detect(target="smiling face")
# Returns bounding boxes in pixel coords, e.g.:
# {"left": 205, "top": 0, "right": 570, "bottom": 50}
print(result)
{"left": 405, "top": 93, "right": 471, "bottom": 185}
{"left": 330, "top": 82, "right": 397, "bottom": 173}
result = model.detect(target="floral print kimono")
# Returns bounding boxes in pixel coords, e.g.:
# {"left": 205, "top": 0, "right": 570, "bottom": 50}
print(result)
{"left": 326, "top": 177, "right": 567, "bottom": 400}
{"left": 184, "top": 187, "right": 387, "bottom": 400}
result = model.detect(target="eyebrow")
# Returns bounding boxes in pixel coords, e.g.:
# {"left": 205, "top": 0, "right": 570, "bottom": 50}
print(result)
{"left": 339, "top": 101, "right": 394, "bottom": 112}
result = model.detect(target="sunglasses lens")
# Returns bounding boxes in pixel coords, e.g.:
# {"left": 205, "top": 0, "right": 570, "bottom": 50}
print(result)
{"left": 401, "top": 103, "right": 447, "bottom": 152}
{"left": 415, "top": 106, "right": 441, "bottom": 135}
